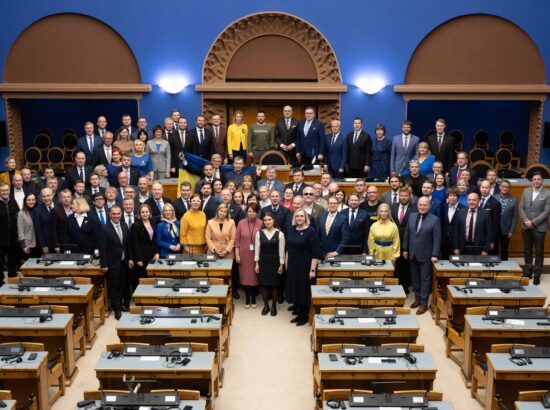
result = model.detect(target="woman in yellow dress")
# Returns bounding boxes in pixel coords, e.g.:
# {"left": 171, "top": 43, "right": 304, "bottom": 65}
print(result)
{"left": 179, "top": 193, "right": 207, "bottom": 253}
{"left": 368, "top": 203, "right": 400, "bottom": 261}
{"left": 227, "top": 110, "right": 248, "bottom": 162}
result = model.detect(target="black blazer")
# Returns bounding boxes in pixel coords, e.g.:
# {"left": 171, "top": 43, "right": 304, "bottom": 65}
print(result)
{"left": 144, "top": 196, "right": 172, "bottom": 219}
{"left": 92, "top": 144, "right": 113, "bottom": 167}
{"left": 88, "top": 206, "right": 110, "bottom": 226}
{"left": 64, "top": 165, "right": 93, "bottom": 190}
{"left": 441, "top": 203, "right": 465, "bottom": 244}
{"left": 426, "top": 133, "right": 455, "bottom": 173}
{"left": 99, "top": 221, "right": 129, "bottom": 270}
{"left": 168, "top": 129, "right": 194, "bottom": 170}
{"left": 50, "top": 203, "right": 70, "bottom": 250}
{"left": 391, "top": 202, "right": 417, "bottom": 249}
{"left": 33, "top": 202, "right": 54, "bottom": 250}
{"left": 346, "top": 131, "right": 372, "bottom": 169}
{"left": 340, "top": 207, "right": 369, "bottom": 250}
{"left": 260, "top": 204, "right": 291, "bottom": 233}
{"left": 173, "top": 197, "right": 190, "bottom": 221}
{"left": 285, "top": 182, "right": 309, "bottom": 196}
{"left": 201, "top": 197, "right": 219, "bottom": 221}
{"left": 112, "top": 167, "right": 140, "bottom": 187}
{"left": 228, "top": 203, "right": 245, "bottom": 223}
{"left": 189, "top": 127, "right": 214, "bottom": 159}
{"left": 128, "top": 220, "right": 159, "bottom": 263}
{"left": 479, "top": 195, "right": 501, "bottom": 242}
{"left": 274, "top": 118, "right": 298, "bottom": 147}
{"left": 67, "top": 214, "right": 99, "bottom": 254}
{"left": 453, "top": 207, "right": 492, "bottom": 254}
{"left": 0, "top": 198, "right": 18, "bottom": 246}
{"left": 164, "top": 129, "right": 178, "bottom": 142}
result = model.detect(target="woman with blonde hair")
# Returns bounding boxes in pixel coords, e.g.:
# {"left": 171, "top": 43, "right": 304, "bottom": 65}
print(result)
{"left": 227, "top": 110, "right": 248, "bottom": 162}
{"left": 367, "top": 203, "right": 400, "bottom": 261}
{"left": 156, "top": 203, "right": 180, "bottom": 258}
{"left": 93, "top": 164, "right": 111, "bottom": 189}
{"left": 206, "top": 203, "right": 236, "bottom": 259}
{"left": 131, "top": 139, "right": 154, "bottom": 180}
{"left": 67, "top": 197, "right": 99, "bottom": 255}
{"left": 239, "top": 175, "right": 256, "bottom": 203}
{"left": 180, "top": 194, "right": 207, "bottom": 254}
{"left": 402, "top": 141, "right": 435, "bottom": 176}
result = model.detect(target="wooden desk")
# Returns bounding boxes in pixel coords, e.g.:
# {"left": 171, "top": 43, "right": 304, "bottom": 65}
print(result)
{"left": 95, "top": 351, "right": 217, "bottom": 398}
{"left": 323, "top": 400, "right": 453, "bottom": 410}
{"left": 317, "top": 260, "right": 394, "bottom": 280}
{"left": 0, "top": 313, "right": 77, "bottom": 383}
{"left": 315, "top": 352, "right": 437, "bottom": 396}
{"left": 446, "top": 285, "right": 546, "bottom": 327}
{"left": 486, "top": 354, "right": 550, "bottom": 410}
{"left": 312, "top": 313, "right": 419, "bottom": 353}
{"left": 73, "top": 399, "right": 207, "bottom": 409}
{"left": 463, "top": 315, "right": 550, "bottom": 382}
{"left": 0, "top": 284, "right": 96, "bottom": 348}
{"left": 147, "top": 259, "right": 233, "bottom": 286}
{"left": 0, "top": 352, "right": 49, "bottom": 410}
{"left": 20, "top": 259, "right": 107, "bottom": 324}
{"left": 157, "top": 177, "right": 179, "bottom": 200}
{"left": 432, "top": 260, "right": 523, "bottom": 320}
{"left": 132, "top": 285, "right": 233, "bottom": 324}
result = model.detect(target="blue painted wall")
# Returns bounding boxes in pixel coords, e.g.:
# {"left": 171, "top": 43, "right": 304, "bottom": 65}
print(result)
{"left": 0, "top": 0, "right": 549, "bottom": 165}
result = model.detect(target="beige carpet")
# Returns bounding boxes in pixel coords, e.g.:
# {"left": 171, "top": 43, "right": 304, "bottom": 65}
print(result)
{"left": 51, "top": 262, "right": 549, "bottom": 410}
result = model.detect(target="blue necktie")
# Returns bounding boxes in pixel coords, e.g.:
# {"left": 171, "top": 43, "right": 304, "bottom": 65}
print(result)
{"left": 98, "top": 209, "right": 105, "bottom": 224}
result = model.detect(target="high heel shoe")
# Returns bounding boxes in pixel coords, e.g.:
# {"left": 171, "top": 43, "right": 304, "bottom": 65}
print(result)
{"left": 270, "top": 304, "right": 277, "bottom": 316}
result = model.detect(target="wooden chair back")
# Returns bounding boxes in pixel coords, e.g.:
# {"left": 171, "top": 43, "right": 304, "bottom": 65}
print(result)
{"left": 31, "top": 305, "right": 69, "bottom": 314}
{"left": 150, "top": 389, "right": 201, "bottom": 400}
{"left": 491, "top": 343, "right": 534, "bottom": 353}
{"left": 0, "top": 391, "right": 12, "bottom": 400}
{"left": 394, "top": 390, "right": 443, "bottom": 401}
{"left": 83, "top": 390, "right": 127, "bottom": 400}
{"left": 106, "top": 343, "right": 149, "bottom": 352}
{"left": 517, "top": 391, "right": 549, "bottom": 401}
{"left": 382, "top": 343, "right": 424, "bottom": 352}
{"left": 324, "top": 389, "right": 373, "bottom": 401}
{"left": 165, "top": 342, "right": 209, "bottom": 352}
{"left": 466, "top": 306, "right": 503, "bottom": 315}
{"left": 321, "top": 344, "right": 363, "bottom": 353}
{"left": 0, "top": 342, "right": 45, "bottom": 351}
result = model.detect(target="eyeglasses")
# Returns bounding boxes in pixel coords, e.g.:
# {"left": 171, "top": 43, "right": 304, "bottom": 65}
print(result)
{"left": 303, "top": 193, "right": 314, "bottom": 196}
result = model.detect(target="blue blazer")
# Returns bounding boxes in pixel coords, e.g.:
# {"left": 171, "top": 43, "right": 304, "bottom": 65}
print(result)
{"left": 296, "top": 119, "right": 325, "bottom": 159}
{"left": 318, "top": 212, "right": 350, "bottom": 255}
{"left": 324, "top": 132, "right": 348, "bottom": 171}
{"left": 339, "top": 207, "right": 368, "bottom": 251}
{"left": 76, "top": 135, "right": 102, "bottom": 165}
{"left": 156, "top": 220, "right": 180, "bottom": 258}
{"left": 403, "top": 212, "right": 441, "bottom": 262}
{"left": 429, "top": 198, "right": 442, "bottom": 219}
{"left": 390, "top": 134, "right": 419, "bottom": 174}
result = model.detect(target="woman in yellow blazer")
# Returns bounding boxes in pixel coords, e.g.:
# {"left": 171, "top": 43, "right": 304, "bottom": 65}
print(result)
{"left": 180, "top": 193, "right": 207, "bottom": 253}
{"left": 205, "top": 203, "right": 236, "bottom": 259}
{"left": 227, "top": 110, "right": 248, "bottom": 162}
{"left": 0, "top": 156, "right": 20, "bottom": 186}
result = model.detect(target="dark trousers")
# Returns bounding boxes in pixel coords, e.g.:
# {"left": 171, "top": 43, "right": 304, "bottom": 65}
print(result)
{"left": 231, "top": 260, "right": 240, "bottom": 291}
{"left": 498, "top": 234, "right": 511, "bottom": 261}
{"left": 328, "top": 167, "right": 344, "bottom": 179}
{"left": 106, "top": 261, "right": 127, "bottom": 310}
{"left": 230, "top": 148, "right": 247, "bottom": 163}
{"left": 300, "top": 153, "right": 317, "bottom": 165}
{"left": 462, "top": 242, "right": 484, "bottom": 255}
{"left": 0, "top": 244, "right": 19, "bottom": 284}
{"left": 279, "top": 147, "right": 297, "bottom": 167}
{"left": 410, "top": 257, "right": 432, "bottom": 306}
{"left": 522, "top": 229, "right": 546, "bottom": 276}
{"left": 347, "top": 168, "right": 365, "bottom": 179}
{"left": 394, "top": 256, "right": 411, "bottom": 292}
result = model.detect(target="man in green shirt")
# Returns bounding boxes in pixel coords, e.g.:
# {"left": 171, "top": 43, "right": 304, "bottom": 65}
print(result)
{"left": 248, "top": 111, "right": 274, "bottom": 164}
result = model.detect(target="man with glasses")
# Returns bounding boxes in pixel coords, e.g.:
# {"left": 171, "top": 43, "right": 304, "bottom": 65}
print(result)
{"left": 89, "top": 192, "right": 109, "bottom": 226}
{"left": 302, "top": 186, "right": 324, "bottom": 225}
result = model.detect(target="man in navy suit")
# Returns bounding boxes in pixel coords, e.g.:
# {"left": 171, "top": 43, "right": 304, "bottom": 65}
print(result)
{"left": 200, "top": 183, "right": 219, "bottom": 221}
{"left": 403, "top": 197, "right": 441, "bottom": 314}
{"left": 346, "top": 117, "right": 371, "bottom": 178}
{"left": 98, "top": 205, "right": 128, "bottom": 320}
{"left": 478, "top": 179, "right": 502, "bottom": 254}
{"left": 319, "top": 197, "right": 350, "bottom": 257}
{"left": 144, "top": 182, "right": 172, "bottom": 219}
{"left": 189, "top": 115, "right": 214, "bottom": 159}
{"left": 421, "top": 180, "right": 442, "bottom": 219}
{"left": 448, "top": 151, "right": 478, "bottom": 188}
{"left": 493, "top": 180, "right": 517, "bottom": 261}
{"left": 76, "top": 122, "right": 102, "bottom": 166}
{"left": 390, "top": 120, "right": 419, "bottom": 174}
{"left": 453, "top": 192, "right": 492, "bottom": 255}
{"left": 112, "top": 154, "right": 140, "bottom": 187}
{"left": 88, "top": 192, "right": 109, "bottom": 227}
{"left": 173, "top": 181, "right": 192, "bottom": 220}
{"left": 440, "top": 188, "right": 465, "bottom": 260}
{"left": 94, "top": 115, "right": 109, "bottom": 138}
{"left": 391, "top": 187, "right": 417, "bottom": 293}
{"left": 296, "top": 106, "right": 326, "bottom": 165}
{"left": 34, "top": 187, "right": 55, "bottom": 254}
{"left": 340, "top": 193, "right": 368, "bottom": 254}
{"left": 323, "top": 119, "right": 348, "bottom": 178}
{"left": 260, "top": 190, "right": 290, "bottom": 233}
{"left": 92, "top": 131, "right": 114, "bottom": 167}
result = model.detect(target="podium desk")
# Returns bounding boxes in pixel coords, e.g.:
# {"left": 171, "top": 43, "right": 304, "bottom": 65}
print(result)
{"left": 432, "top": 260, "right": 523, "bottom": 320}
{"left": 95, "top": 351, "right": 218, "bottom": 398}
{"left": 0, "top": 284, "right": 96, "bottom": 348}
{"left": 20, "top": 258, "right": 107, "bottom": 325}
{"left": 316, "top": 260, "right": 394, "bottom": 281}
{"left": 147, "top": 259, "right": 233, "bottom": 287}
{"left": 312, "top": 313, "right": 419, "bottom": 353}
{"left": 0, "top": 313, "right": 77, "bottom": 382}
{"left": 315, "top": 352, "right": 437, "bottom": 397}
{"left": 486, "top": 354, "right": 550, "bottom": 410}
{"left": 0, "top": 352, "right": 49, "bottom": 410}
{"left": 462, "top": 315, "right": 550, "bottom": 382}
{"left": 132, "top": 284, "right": 233, "bottom": 324}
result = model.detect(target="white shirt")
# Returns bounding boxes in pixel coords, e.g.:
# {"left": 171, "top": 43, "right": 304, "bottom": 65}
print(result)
{"left": 532, "top": 188, "right": 541, "bottom": 202}
{"left": 304, "top": 204, "right": 313, "bottom": 215}
{"left": 124, "top": 213, "right": 134, "bottom": 226}
{"left": 402, "top": 133, "right": 410, "bottom": 149}
{"left": 13, "top": 188, "right": 25, "bottom": 210}
{"left": 75, "top": 213, "right": 86, "bottom": 227}
{"left": 447, "top": 204, "right": 458, "bottom": 222}
{"left": 103, "top": 145, "right": 112, "bottom": 163}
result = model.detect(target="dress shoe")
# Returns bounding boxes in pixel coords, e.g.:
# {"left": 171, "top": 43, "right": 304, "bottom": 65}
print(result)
{"left": 261, "top": 306, "right": 270, "bottom": 316}
{"left": 232, "top": 289, "right": 240, "bottom": 299}
{"left": 121, "top": 305, "right": 129, "bottom": 312}
{"left": 290, "top": 316, "right": 300, "bottom": 323}
{"left": 410, "top": 300, "right": 421, "bottom": 309}
{"left": 278, "top": 295, "right": 284, "bottom": 304}
{"left": 114, "top": 310, "right": 122, "bottom": 320}
{"left": 271, "top": 304, "right": 277, "bottom": 316}
{"left": 522, "top": 272, "right": 532, "bottom": 279}
{"left": 288, "top": 305, "right": 297, "bottom": 312}
{"left": 416, "top": 305, "right": 428, "bottom": 315}
{"left": 533, "top": 275, "right": 541, "bottom": 285}
{"left": 295, "top": 317, "right": 308, "bottom": 326}
{"left": 292, "top": 309, "right": 300, "bottom": 316}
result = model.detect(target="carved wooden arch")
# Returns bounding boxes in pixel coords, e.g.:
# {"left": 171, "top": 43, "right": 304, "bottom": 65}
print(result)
{"left": 198, "top": 12, "right": 347, "bottom": 127}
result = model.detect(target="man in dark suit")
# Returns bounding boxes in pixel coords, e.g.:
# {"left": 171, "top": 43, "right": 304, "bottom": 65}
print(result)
{"left": 88, "top": 192, "right": 109, "bottom": 227}
{"left": 478, "top": 179, "right": 502, "bottom": 254}
{"left": 189, "top": 115, "right": 214, "bottom": 159}
{"left": 169, "top": 117, "right": 193, "bottom": 177}
{"left": 319, "top": 197, "right": 350, "bottom": 258}
{"left": 173, "top": 181, "right": 192, "bottom": 220}
{"left": 164, "top": 117, "right": 178, "bottom": 142}
{"left": 453, "top": 192, "right": 492, "bottom": 255}
{"left": 99, "top": 205, "right": 128, "bottom": 320}
{"left": 421, "top": 180, "right": 442, "bottom": 219}
{"left": 20, "top": 168, "right": 38, "bottom": 195}
{"left": 485, "top": 169, "right": 500, "bottom": 196}
{"left": 144, "top": 182, "right": 172, "bottom": 219}
{"left": 199, "top": 182, "right": 219, "bottom": 221}
{"left": 92, "top": 131, "right": 114, "bottom": 167}
{"left": 426, "top": 118, "right": 455, "bottom": 173}
{"left": 257, "top": 166, "right": 286, "bottom": 195}
{"left": 296, "top": 106, "right": 325, "bottom": 165}
{"left": 209, "top": 114, "right": 228, "bottom": 163}
{"left": 448, "top": 151, "right": 478, "bottom": 187}
{"left": 493, "top": 180, "right": 518, "bottom": 261}
{"left": 64, "top": 151, "right": 93, "bottom": 191}
{"left": 84, "top": 173, "right": 105, "bottom": 198}
{"left": 440, "top": 188, "right": 466, "bottom": 260}
{"left": 274, "top": 105, "right": 298, "bottom": 166}
{"left": 51, "top": 189, "right": 73, "bottom": 253}
{"left": 340, "top": 192, "right": 368, "bottom": 255}
{"left": 220, "top": 189, "right": 244, "bottom": 223}
{"left": 403, "top": 197, "right": 441, "bottom": 314}
{"left": 391, "top": 187, "right": 417, "bottom": 293}
{"left": 194, "top": 162, "right": 217, "bottom": 194}
{"left": 260, "top": 190, "right": 290, "bottom": 233}
{"left": 323, "top": 119, "right": 348, "bottom": 178}
{"left": 34, "top": 187, "right": 55, "bottom": 254}
{"left": 112, "top": 154, "right": 140, "bottom": 186}
{"left": 285, "top": 169, "right": 309, "bottom": 196}
{"left": 346, "top": 117, "right": 372, "bottom": 178}
{"left": 94, "top": 115, "right": 109, "bottom": 138}
{"left": 76, "top": 122, "right": 102, "bottom": 166}
{"left": 0, "top": 182, "right": 19, "bottom": 283}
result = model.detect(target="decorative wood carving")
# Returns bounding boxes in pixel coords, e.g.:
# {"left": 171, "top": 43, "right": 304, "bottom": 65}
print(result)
{"left": 527, "top": 101, "right": 543, "bottom": 166}
{"left": 203, "top": 100, "right": 227, "bottom": 125}
{"left": 6, "top": 99, "right": 24, "bottom": 165}
{"left": 318, "top": 101, "right": 341, "bottom": 130}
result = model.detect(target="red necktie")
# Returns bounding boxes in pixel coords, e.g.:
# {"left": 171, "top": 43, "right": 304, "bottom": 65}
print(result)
{"left": 399, "top": 206, "right": 406, "bottom": 224}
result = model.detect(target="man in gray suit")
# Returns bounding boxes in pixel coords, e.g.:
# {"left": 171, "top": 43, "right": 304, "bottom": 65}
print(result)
{"left": 256, "top": 166, "right": 285, "bottom": 195}
{"left": 390, "top": 120, "right": 419, "bottom": 175}
{"left": 519, "top": 172, "right": 550, "bottom": 284}
{"left": 402, "top": 197, "right": 441, "bottom": 315}
{"left": 493, "top": 180, "right": 518, "bottom": 261}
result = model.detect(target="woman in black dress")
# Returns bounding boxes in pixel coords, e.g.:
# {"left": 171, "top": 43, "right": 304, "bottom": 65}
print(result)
{"left": 255, "top": 212, "right": 286, "bottom": 317}
{"left": 128, "top": 204, "right": 159, "bottom": 293}
{"left": 285, "top": 209, "right": 320, "bottom": 326}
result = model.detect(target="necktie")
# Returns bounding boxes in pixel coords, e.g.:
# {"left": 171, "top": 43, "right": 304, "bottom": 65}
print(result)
{"left": 331, "top": 134, "right": 337, "bottom": 145}
{"left": 294, "top": 184, "right": 298, "bottom": 193}
{"left": 286, "top": 119, "right": 290, "bottom": 130}
{"left": 325, "top": 213, "right": 334, "bottom": 235}
{"left": 88, "top": 137, "right": 94, "bottom": 152}
{"left": 125, "top": 168, "right": 130, "bottom": 181}
{"left": 48, "top": 205, "right": 53, "bottom": 213}
{"left": 272, "top": 207, "right": 277, "bottom": 214}
{"left": 180, "top": 130, "right": 185, "bottom": 147}
{"left": 114, "top": 224, "right": 124, "bottom": 260}
{"left": 480, "top": 198, "right": 485, "bottom": 208}
{"left": 214, "top": 127, "right": 219, "bottom": 139}
{"left": 456, "top": 168, "right": 463, "bottom": 183}
{"left": 267, "top": 181, "right": 272, "bottom": 191}
{"left": 393, "top": 192, "right": 398, "bottom": 205}
{"left": 78, "top": 167, "right": 84, "bottom": 181}
{"left": 403, "top": 136, "right": 408, "bottom": 151}
{"left": 416, "top": 214, "right": 423, "bottom": 234}
{"left": 156, "top": 200, "right": 163, "bottom": 213}
{"left": 468, "top": 210, "right": 475, "bottom": 242}
{"left": 199, "top": 129, "right": 204, "bottom": 145}
{"left": 399, "top": 206, "right": 406, "bottom": 224}
{"left": 98, "top": 209, "right": 105, "bottom": 224}
{"left": 499, "top": 197, "right": 507, "bottom": 214}
{"left": 437, "top": 135, "right": 443, "bottom": 150}
{"left": 350, "top": 209, "right": 356, "bottom": 225}
{"left": 100, "top": 130, "right": 104, "bottom": 138}
{"left": 353, "top": 132, "right": 359, "bottom": 144}
{"left": 105, "top": 147, "right": 111, "bottom": 163}
{"left": 185, "top": 200, "right": 189, "bottom": 210}
{"left": 304, "top": 121, "right": 311, "bottom": 136}
{"left": 127, "top": 215, "right": 132, "bottom": 228}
